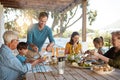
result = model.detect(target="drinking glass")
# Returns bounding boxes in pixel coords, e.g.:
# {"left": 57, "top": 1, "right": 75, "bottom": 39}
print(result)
{"left": 58, "top": 57, "right": 65, "bottom": 74}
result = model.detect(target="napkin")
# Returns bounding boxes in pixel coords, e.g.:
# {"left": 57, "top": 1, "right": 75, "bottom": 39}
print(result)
{"left": 32, "top": 64, "right": 52, "bottom": 73}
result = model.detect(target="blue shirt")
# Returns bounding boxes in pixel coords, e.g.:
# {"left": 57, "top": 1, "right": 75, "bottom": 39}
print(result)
{"left": 16, "top": 54, "right": 27, "bottom": 63}
{"left": 27, "top": 23, "right": 55, "bottom": 51}
{"left": 0, "top": 44, "right": 32, "bottom": 80}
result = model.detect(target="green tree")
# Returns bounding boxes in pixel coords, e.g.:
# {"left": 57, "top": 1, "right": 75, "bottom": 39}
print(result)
{"left": 88, "top": 10, "right": 97, "bottom": 25}
{"left": 51, "top": 1, "right": 97, "bottom": 37}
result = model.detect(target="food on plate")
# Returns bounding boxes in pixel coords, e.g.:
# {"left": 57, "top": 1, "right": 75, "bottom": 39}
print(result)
{"left": 92, "top": 64, "right": 113, "bottom": 72}
{"left": 71, "top": 61, "right": 92, "bottom": 68}
{"left": 67, "top": 54, "right": 78, "bottom": 63}
{"left": 78, "top": 61, "right": 92, "bottom": 67}
{"left": 67, "top": 54, "right": 92, "bottom": 68}
{"left": 72, "top": 62, "right": 79, "bottom": 67}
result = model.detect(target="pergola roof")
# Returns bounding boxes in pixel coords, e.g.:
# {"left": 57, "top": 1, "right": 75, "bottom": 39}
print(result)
{"left": 0, "top": 0, "right": 82, "bottom": 13}
{"left": 0, "top": 0, "right": 87, "bottom": 41}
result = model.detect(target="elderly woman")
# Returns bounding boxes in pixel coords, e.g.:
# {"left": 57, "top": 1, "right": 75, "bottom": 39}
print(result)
{"left": 0, "top": 31, "right": 44, "bottom": 80}
{"left": 91, "top": 31, "right": 120, "bottom": 69}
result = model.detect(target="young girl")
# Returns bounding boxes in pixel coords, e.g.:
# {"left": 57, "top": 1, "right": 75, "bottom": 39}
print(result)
{"left": 65, "top": 32, "right": 82, "bottom": 54}
{"left": 93, "top": 36, "right": 107, "bottom": 55}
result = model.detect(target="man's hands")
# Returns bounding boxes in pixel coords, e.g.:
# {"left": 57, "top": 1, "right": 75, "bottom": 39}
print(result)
{"left": 46, "top": 42, "right": 54, "bottom": 52}
{"left": 30, "top": 44, "right": 38, "bottom": 52}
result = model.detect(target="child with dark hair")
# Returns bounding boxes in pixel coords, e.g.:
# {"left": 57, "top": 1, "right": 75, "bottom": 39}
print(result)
{"left": 93, "top": 36, "right": 107, "bottom": 55}
{"left": 16, "top": 42, "right": 45, "bottom": 64}
{"left": 16, "top": 42, "right": 29, "bottom": 63}
{"left": 65, "top": 31, "right": 82, "bottom": 54}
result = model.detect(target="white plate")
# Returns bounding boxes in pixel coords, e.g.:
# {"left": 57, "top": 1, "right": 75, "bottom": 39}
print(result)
{"left": 91, "top": 67, "right": 115, "bottom": 74}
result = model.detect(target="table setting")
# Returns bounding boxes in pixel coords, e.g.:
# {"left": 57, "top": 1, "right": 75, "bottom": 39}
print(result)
{"left": 28, "top": 49, "right": 115, "bottom": 75}
{"left": 27, "top": 51, "right": 53, "bottom": 73}
{"left": 26, "top": 49, "right": 120, "bottom": 80}
{"left": 65, "top": 52, "right": 115, "bottom": 74}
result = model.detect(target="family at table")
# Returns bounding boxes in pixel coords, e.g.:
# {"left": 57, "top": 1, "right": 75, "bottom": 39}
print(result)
{"left": 0, "top": 11, "right": 120, "bottom": 80}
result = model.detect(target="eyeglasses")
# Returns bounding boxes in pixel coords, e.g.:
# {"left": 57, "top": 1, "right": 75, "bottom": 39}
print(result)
{"left": 12, "top": 39, "right": 19, "bottom": 42}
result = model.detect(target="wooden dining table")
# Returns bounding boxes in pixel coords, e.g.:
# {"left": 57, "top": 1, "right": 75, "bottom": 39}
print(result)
{"left": 26, "top": 63, "right": 120, "bottom": 80}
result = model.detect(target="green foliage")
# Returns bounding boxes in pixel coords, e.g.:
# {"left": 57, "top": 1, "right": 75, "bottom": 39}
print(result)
{"left": 88, "top": 10, "right": 97, "bottom": 25}
{"left": 67, "top": 54, "right": 78, "bottom": 63}
{"left": 63, "top": 30, "right": 73, "bottom": 38}
{"left": 70, "top": 10, "right": 73, "bottom": 16}
{"left": 4, "top": 21, "right": 17, "bottom": 31}
{"left": 4, "top": 8, "right": 41, "bottom": 38}
{"left": 51, "top": 1, "right": 97, "bottom": 37}
{"left": 103, "top": 32, "right": 111, "bottom": 47}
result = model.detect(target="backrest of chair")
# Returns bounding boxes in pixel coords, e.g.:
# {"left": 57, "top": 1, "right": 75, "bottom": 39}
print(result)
{"left": 56, "top": 48, "right": 65, "bottom": 57}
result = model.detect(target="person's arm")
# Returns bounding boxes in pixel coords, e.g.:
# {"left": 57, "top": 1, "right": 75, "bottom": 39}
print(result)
{"left": 27, "top": 26, "right": 38, "bottom": 52}
{"left": 89, "top": 50, "right": 109, "bottom": 63}
{"left": 46, "top": 42, "right": 54, "bottom": 51}
{"left": 30, "top": 58, "right": 45, "bottom": 66}
{"left": 4, "top": 51, "right": 32, "bottom": 73}
{"left": 46, "top": 28, "right": 55, "bottom": 51}
{"left": 94, "top": 53, "right": 109, "bottom": 63}
{"left": 76, "top": 43, "right": 82, "bottom": 53}
{"left": 65, "top": 43, "right": 70, "bottom": 54}
{"left": 97, "top": 53, "right": 120, "bottom": 68}
{"left": 48, "top": 28, "right": 55, "bottom": 43}
{"left": 108, "top": 57, "right": 120, "bottom": 68}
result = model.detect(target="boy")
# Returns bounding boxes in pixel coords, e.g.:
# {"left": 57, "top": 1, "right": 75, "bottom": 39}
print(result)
{"left": 17, "top": 42, "right": 44, "bottom": 63}
{"left": 16, "top": 42, "right": 29, "bottom": 63}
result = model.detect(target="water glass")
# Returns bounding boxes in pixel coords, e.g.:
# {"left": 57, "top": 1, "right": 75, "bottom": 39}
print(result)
{"left": 58, "top": 57, "right": 65, "bottom": 74}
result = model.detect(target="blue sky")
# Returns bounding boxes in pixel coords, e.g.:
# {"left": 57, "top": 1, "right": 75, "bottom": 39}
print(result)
{"left": 66, "top": 0, "right": 120, "bottom": 31}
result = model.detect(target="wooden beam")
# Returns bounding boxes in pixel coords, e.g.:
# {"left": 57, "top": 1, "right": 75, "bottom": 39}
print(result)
{"left": 0, "top": 0, "right": 82, "bottom": 13}
{"left": 82, "top": 0, "right": 87, "bottom": 42}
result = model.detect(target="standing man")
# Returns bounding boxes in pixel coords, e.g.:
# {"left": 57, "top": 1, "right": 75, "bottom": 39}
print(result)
{"left": 27, "top": 12, "right": 55, "bottom": 52}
